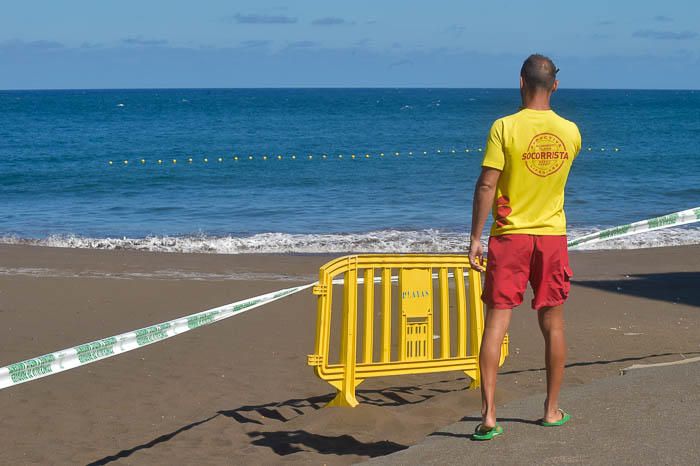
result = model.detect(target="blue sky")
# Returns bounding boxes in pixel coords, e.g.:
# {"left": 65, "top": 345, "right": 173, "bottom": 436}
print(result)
{"left": 1, "top": 0, "right": 698, "bottom": 89}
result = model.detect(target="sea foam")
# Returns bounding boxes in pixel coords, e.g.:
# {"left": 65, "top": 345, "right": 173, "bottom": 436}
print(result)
{"left": 1, "top": 226, "right": 698, "bottom": 254}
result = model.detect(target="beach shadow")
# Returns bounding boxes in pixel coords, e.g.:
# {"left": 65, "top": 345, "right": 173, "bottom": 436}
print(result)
{"left": 218, "top": 394, "right": 333, "bottom": 425}
{"left": 430, "top": 416, "right": 540, "bottom": 440}
{"left": 458, "top": 415, "right": 540, "bottom": 426}
{"left": 574, "top": 272, "right": 700, "bottom": 307}
{"left": 247, "top": 430, "right": 407, "bottom": 457}
{"left": 218, "top": 377, "right": 470, "bottom": 426}
{"left": 86, "top": 414, "right": 220, "bottom": 466}
{"left": 88, "top": 412, "right": 407, "bottom": 464}
{"left": 89, "top": 347, "right": 700, "bottom": 464}
{"left": 500, "top": 351, "right": 700, "bottom": 376}
{"left": 86, "top": 378, "right": 464, "bottom": 465}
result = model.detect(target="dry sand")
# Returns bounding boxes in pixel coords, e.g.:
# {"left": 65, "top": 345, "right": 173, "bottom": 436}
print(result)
{"left": 0, "top": 244, "right": 698, "bottom": 465}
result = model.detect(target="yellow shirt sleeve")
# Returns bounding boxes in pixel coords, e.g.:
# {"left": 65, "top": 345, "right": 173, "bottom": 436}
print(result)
{"left": 574, "top": 125, "right": 582, "bottom": 158}
{"left": 482, "top": 119, "right": 505, "bottom": 170}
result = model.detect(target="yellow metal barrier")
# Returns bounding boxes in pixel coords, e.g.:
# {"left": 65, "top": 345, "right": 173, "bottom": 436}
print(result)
{"left": 308, "top": 254, "right": 509, "bottom": 407}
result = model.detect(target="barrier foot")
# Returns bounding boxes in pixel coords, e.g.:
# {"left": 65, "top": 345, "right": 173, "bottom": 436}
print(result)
{"left": 499, "top": 335, "right": 510, "bottom": 367}
{"left": 325, "top": 390, "right": 359, "bottom": 408}
{"left": 465, "top": 370, "right": 480, "bottom": 389}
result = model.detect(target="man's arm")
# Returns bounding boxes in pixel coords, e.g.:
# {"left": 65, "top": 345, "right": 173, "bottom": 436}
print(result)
{"left": 468, "top": 167, "right": 502, "bottom": 271}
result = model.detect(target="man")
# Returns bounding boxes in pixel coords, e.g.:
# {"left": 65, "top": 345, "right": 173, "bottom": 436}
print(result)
{"left": 468, "top": 54, "right": 581, "bottom": 440}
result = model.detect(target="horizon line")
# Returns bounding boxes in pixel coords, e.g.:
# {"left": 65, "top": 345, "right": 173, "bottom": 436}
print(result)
{"left": 1, "top": 86, "right": 698, "bottom": 92}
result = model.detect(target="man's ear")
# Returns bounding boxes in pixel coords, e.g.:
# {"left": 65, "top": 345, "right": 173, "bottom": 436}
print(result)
{"left": 551, "top": 79, "right": 559, "bottom": 93}
{"left": 519, "top": 76, "right": 524, "bottom": 89}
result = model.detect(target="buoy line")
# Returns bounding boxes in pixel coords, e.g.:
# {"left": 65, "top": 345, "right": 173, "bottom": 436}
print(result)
{"left": 107, "top": 146, "right": 622, "bottom": 166}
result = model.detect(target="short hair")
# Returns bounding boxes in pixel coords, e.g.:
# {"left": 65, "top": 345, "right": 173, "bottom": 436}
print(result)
{"left": 520, "top": 54, "right": 559, "bottom": 90}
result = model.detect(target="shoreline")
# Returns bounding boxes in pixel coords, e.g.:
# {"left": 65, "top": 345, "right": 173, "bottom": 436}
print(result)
{"left": 0, "top": 243, "right": 698, "bottom": 464}
{"left": 2, "top": 222, "right": 699, "bottom": 255}
{"left": 2, "top": 236, "right": 700, "bottom": 257}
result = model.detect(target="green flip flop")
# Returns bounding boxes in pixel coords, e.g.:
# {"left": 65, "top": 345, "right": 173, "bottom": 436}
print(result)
{"left": 541, "top": 409, "right": 571, "bottom": 427}
{"left": 472, "top": 423, "right": 504, "bottom": 441}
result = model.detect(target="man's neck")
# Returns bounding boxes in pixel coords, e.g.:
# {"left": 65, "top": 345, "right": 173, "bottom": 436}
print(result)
{"left": 521, "top": 91, "right": 552, "bottom": 110}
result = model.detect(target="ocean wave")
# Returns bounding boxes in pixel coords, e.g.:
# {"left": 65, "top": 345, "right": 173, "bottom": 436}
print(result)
{"left": 1, "top": 226, "right": 699, "bottom": 254}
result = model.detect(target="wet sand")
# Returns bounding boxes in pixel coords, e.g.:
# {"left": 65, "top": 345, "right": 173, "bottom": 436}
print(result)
{"left": 0, "top": 244, "right": 698, "bottom": 465}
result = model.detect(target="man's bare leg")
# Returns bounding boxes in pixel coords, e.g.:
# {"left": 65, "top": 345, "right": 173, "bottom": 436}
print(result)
{"left": 479, "top": 307, "right": 512, "bottom": 428}
{"left": 537, "top": 305, "right": 567, "bottom": 423}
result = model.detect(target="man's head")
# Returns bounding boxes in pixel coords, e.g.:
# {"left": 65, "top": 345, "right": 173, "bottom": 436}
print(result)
{"left": 520, "top": 54, "right": 559, "bottom": 95}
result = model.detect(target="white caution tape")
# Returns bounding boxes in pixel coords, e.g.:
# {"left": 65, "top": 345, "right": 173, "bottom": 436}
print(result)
{"left": 568, "top": 206, "right": 700, "bottom": 249}
{"left": 2, "top": 206, "right": 698, "bottom": 390}
{"left": 0, "top": 274, "right": 411, "bottom": 390}
{"left": 0, "top": 283, "right": 313, "bottom": 390}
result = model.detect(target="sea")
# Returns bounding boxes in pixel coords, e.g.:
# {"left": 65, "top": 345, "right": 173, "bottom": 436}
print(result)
{"left": 1, "top": 88, "right": 698, "bottom": 254}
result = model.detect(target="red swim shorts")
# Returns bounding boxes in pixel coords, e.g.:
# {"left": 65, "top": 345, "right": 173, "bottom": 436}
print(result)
{"left": 481, "top": 234, "right": 573, "bottom": 310}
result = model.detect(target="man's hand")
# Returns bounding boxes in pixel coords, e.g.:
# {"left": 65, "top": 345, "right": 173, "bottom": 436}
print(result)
{"left": 469, "top": 167, "right": 500, "bottom": 272}
{"left": 468, "top": 239, "right": 485, "bottom": 272}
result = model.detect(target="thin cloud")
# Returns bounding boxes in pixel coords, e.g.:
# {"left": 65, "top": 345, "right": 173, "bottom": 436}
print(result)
{"left": 80, "top": 42, "right": 103, "bottom": 49}
{"left": 287, "top": 40, "right": 318, "bottom": 48}
{"left": 445, "top": 25, "right": 466, "bottom": 36}
{"left": 122, "top": 37, "right": 168, "bottom": 46}
{"left": 227, "top": 13, "right": 297, "bottom": 24}
{"left": 389, "top": 59, "right": 413, "bottom": 68}
{"left": 27, "top": 40, "right": 64, "bottom": 49}
{"left": 597, "top": 19, "right": 614, "bottom": 26}
{"left": 239, "top": 40, "right": 272, "bottom": 48}
{"left": 352, "top": 38, "right": 371, "bottom": 48}
{"left": 633, "top": 29, "right": 698, "bottom": 40}
{"left": 0, "top": 39, "right": 64, "bottom": 51}
{"left": 654, "top": 15, "right": 673, "bottom": 22}
{"left": 312, "top": 17, "right": 349, "bottom": 26}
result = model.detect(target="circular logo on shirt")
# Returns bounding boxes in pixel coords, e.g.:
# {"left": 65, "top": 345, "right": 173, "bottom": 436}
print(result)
{"left": 522, "top": 133, "right": 569, "bottom": 177}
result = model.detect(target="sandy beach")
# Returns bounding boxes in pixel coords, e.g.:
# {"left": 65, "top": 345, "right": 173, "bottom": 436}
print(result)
{"left": 0, "top": 244, "right": 698, "bottom": 465}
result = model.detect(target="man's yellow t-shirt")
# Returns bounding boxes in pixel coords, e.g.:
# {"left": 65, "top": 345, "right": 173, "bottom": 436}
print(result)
{"left": 482, "top": 108, "right": 581, "bottom": 236}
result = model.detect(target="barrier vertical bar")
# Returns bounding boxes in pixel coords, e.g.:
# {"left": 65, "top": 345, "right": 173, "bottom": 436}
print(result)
{"left": 467, "top": 267, "right": 484, "bottom": 388}
{"left": 438, "top": 268, "right": 450, "bottom": 359}
{"left": 398, "top": 268, "right": 406, "bottom": 361}
{"left": 313, "top": 272, "right": 333, "bottom": 364}
{"left": 327, "top": 263, "right": 359, "bottom": 407}
{"left": 324, "top": 283, "right": 333, "bottom": 360}
{"left": 455, "top": 267, "right": 467, "bottom": 358}
{"left": 380, "top": 268, "right": 392, "bottom": 363}
{"left": 363, "top": 268, "right": 375, "bottom": 364}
